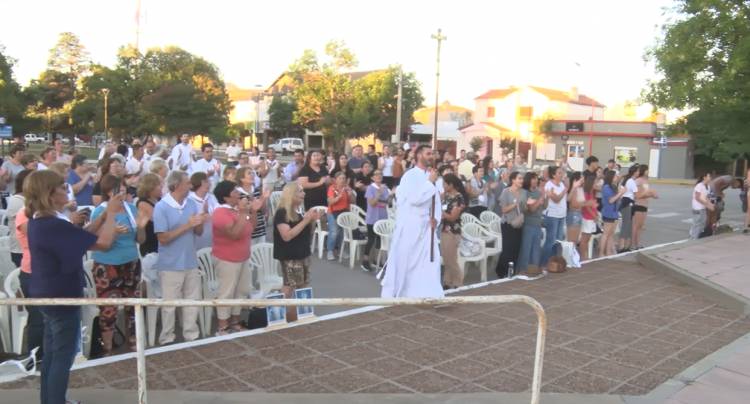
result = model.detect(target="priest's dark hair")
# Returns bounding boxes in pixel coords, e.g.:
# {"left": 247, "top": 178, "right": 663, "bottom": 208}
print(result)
{"left": 414, "top": 144, "right": 432, "bottom": 157}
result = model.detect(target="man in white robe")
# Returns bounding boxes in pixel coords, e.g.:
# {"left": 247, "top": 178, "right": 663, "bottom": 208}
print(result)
{"left": 169, "top": 134, "right": 195, "bottom": 171}
{"left": 381, "top": 145, "right": 444, "bottom": 298}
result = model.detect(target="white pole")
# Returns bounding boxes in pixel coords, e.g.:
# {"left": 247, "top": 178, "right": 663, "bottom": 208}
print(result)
{"left": 135, "top": 305, "right": 148, "bottom": 404}
{"left": 394, "top": 68, "right": 403, "bottom": 145}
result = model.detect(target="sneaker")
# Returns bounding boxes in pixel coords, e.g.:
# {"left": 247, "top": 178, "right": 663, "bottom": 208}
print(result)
{"left": 361, "top": 262, "right": 371, "bottom": 272}
{"left": 326, "top": 251, "right": 335, "bottom": 260}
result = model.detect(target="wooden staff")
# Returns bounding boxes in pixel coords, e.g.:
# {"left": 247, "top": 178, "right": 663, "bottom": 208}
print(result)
{"left": 430, "top": 194, "right": 435, "bottom": 262}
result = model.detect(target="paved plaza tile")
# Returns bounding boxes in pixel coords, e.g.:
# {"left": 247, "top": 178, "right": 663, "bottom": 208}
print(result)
{"left": 2, "top": 256, "right": 749, "bottom": 395}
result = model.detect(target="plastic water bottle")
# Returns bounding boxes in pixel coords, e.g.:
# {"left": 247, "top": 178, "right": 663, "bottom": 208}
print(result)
{"left": 508, "top": 262, "right": 515, "bottom": 278}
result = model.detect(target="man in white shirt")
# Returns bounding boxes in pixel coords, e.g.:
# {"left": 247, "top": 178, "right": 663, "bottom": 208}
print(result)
{"left": 190, "top": 143, "right": 222, "bottom": 188}
{"left": 37, "top": 147, "right": 57, "bottom": 170}
{"left": 261, "top": 148, "right": 281, "bottom": 190}
{"left": 458, "top": 152, "right": 476, "bottom": 180}
{"left": 690, "top": 173, "right": 714, "bottom": 239}
{"left": 53, "top": 138, "right": 71, "bottom": 164}
{"left": 283, "top": 149, "right": 305, "bottom": 183}
{"left": 169, "top": 134, "right": 195, "bottom": 171}
{"left": 225, "top": 139, "right": 242, "bottom": 165}
{"left": 379, "top": 145, "right": 395, "bottom": 188}
{"left": 143, "top": 139, "right": 157, "bottom": 172}
{"left": 126, "top": 144, "right": 146, "bottom": 178}
{"left": 98, "top": 140, "right": 116, "bottom": 160}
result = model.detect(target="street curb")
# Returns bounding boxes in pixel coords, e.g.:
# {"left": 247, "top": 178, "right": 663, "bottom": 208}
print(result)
{"left": 635, "top": 232, "right": 750, "bottom": 314}
{"left": 649, "top": 178, "right": 694, "bottom": 186}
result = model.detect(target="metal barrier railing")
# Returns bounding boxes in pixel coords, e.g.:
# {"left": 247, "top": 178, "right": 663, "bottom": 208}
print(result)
{"left": 1, "top": 295, "right": 547, "bottom": 404}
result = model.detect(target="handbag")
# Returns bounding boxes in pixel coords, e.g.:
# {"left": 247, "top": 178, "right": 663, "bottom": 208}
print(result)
{"left": 459, "top": 236, "right": 482, "bottom": 257}
{"left": 509, "top": 203, "right": 524, "bottom": 229}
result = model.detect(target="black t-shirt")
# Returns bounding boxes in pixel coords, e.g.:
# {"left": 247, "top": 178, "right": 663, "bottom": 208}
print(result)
{"left": 368, "top": 154, "right": 379, "bottom": 169}
{"left": 273, "top": 208, "right": 312, "bottom": 260}
{"left": 298, "top": 165, "right": 327, "bottom": 209}
{"left": 354, "top": 173, "right": 372, "bottom": 210}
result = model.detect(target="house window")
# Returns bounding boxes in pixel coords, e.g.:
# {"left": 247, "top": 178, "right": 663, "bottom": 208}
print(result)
{"left": 567, "top": 144, "right": 585, "bottom": 158}
{"left": 487, "top": 106, "right": 495, "bottom": 118}
{"left": 519, "top": 106, "right": 533, "bottom": 118}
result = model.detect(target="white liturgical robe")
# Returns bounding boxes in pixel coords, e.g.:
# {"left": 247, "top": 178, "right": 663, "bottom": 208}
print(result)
{"left": 380, "top": 166, "right": 444, "bottom": 298}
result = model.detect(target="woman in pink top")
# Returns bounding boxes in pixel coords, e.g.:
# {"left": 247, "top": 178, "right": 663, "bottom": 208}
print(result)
{"left": 211, "top": 180, "right": 262, "bottom": 336}
{"left": 13, "top": 170, "right": 45, "bottom": 357}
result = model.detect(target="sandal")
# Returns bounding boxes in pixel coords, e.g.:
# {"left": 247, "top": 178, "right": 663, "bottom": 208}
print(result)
{"left": 229, "top": 321, "right": 247, "bottom": 332}
{"left": 215, "top": 326, "right": 232, "bottom": 336}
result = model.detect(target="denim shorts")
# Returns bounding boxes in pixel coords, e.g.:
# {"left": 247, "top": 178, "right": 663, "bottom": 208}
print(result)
{"left": 566, "top": 210, "right": 583, "bottom": 226}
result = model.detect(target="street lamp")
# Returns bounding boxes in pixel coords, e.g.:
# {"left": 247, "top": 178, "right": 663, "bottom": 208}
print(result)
{"left": 431, "top": 29, "right": 447, "bottom": 150}
{"left": 101, "top": 88, "right": 110, "bottom": 140}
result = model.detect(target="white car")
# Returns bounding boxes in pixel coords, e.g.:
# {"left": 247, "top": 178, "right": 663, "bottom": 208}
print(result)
{"left": 24, "top": 133, "right": 46, "bottom": 143}
{"left": 269, "top": 138, "right": 305, "bottom": 154}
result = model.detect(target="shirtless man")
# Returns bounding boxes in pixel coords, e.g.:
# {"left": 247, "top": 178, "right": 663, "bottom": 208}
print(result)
{"left": 707, "top": 174, "right": 743, "bottom": 232}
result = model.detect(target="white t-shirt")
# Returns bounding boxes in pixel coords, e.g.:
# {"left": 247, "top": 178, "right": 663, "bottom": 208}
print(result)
{"left": 190, "top": 158, "right": 222, "bottom": 185}
{"left": 624, "top": 178, "right": 638, "bottom": 200}
{"left": 226, "top": 145, "right": 241, "bottom": 161}
{"left": 126, "top": 157, "right": 144, "bottom": 176}
{"left": 544, "top": 181, "right": 567, "bottom": 218}
{"left": 692, "top": 183, "right": 708, "bottom": 211}
{"left": 263, "top": 159, "right": 280, "bottom": 187}
{"left": 381, "top": 156, "right": 394, "bottom": 177}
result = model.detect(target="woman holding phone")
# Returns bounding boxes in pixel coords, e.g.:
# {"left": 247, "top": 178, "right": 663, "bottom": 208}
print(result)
{"left": 87, "top": 174, "right": 149, "bottom": 355}
{"left": 25, "top": 170, "right": 119, "bottom": 404}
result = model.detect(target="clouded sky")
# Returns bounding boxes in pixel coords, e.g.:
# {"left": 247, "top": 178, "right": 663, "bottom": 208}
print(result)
{"left": 1, "top": 0, "right": 675, "bottom": 109}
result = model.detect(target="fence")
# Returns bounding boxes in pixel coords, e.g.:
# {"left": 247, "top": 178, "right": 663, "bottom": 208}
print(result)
{"left": 1, "top": 295, "right": 547, "bottom": 404}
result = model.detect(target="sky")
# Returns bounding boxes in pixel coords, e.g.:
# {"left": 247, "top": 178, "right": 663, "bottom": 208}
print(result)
{"left": 1, "top": 0, "right": 676, "bottom": 110}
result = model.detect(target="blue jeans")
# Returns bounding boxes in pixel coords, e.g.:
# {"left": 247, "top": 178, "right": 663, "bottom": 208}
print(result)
{"left": 40, "top": 307, "right": 81, "bottom": 404}
{"left": 517, "top": 223, "right": 542, "bottom": 272}
{"left": 20, "top": 271, "right": 44, "bottom": 358}
{"left": 326, "top": 212, "right": 343, "bottom": 253}
{"left": 541, "top": 215, "right": 565, "bottom": 266}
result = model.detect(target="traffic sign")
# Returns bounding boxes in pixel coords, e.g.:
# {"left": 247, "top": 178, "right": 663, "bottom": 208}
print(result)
{"left": 0, "top": 125, "right": 12, "bottom": 138}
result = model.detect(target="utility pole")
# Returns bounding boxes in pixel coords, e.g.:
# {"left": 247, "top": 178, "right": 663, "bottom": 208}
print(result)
{"left": 431, "top": 28, "right": 446, "bottom": 150}
{"left": 46, "top": 107, "right": 52, "bottom": 141}
{"left": 135, "top": 0, "right": 142, "bottom": 52}
{"left": 394, "top": 67, "right": 403, "bottom": 145}
{"left": 102, "top": 88, "right": 110, "bottom": 140}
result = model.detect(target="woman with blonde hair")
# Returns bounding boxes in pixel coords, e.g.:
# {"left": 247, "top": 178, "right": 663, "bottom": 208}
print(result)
{"left": 273, "top": 182, "right": 321, "bottom": 322}
{"left": 25, "top": 170, "right": 119, "bottom": 404}
{"left": 137, "top": 173, "right": 162, "bottom": 256}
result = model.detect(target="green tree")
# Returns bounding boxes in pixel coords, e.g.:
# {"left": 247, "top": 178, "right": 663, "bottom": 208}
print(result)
{"left": 268, "top": 94, "right": 303, "bottom": 137}
{"left": 352, "top": 67, "right": 424, "bottom": 140}
{"left": 291, "top": 41, "right": 360, "bottom": 147}
{"left": 643, "top": 0, "right": 750, "bottom": 162}
{"left": 47, "top": 32, "right": 91, "bottom": 77}
{"left": 0, "top": 46, "right": 38, "bottom": 135}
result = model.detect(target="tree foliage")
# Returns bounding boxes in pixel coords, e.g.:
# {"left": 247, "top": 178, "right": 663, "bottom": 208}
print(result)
{"left": 268, "top": 94, "right": 303, "bottom": 137}
{"left": 47, "top": 32, "right": 91, "bottom": 77}
{"left": 70, "top": 45, "right": 232, "bottom": 142}
{"left": 644, "top": 0, "right": 750, "bottom": 162}
{"left": 288, "top": 41, "right": 423, "bottom": 147}
{"left": 0, "top": 46, "right": 38, "bottom": 134}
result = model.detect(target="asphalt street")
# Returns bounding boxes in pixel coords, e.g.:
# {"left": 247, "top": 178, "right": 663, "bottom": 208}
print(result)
{"left": 307, "top": 183, "right": 748, "bottom": 315}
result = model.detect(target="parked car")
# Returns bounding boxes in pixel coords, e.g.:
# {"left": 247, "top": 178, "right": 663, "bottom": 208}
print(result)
{"left": 269, "top": 137, "right": 305, "bottom": 154}
{"left": 61, "top": 136, "right": 83, "bottom": 144}
{"left": 24, "top": 133, "right": 46, "bottom": 143}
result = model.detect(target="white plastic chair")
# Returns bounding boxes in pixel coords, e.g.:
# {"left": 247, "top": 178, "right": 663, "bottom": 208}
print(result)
{"left": 196, "top": 247, "right": 217, "bottom": 338}
{"left": 479, "top": 210, "right": 501, "bottom": 227}
{"left": 458, "top": 224, "right": 488, "bottom": 283}
{"left": 387, "top": 205, "right": 397, "bottom": 221}
{"left": 337, "top": 212, "right": 367, "bottom": 269}
{"left": 140, "top": 253, "right": 161, "bottom": 347}
{"left": 0, "top": 236, "right": 10, "bottom": 250}
{"left": 248, "top": 243, "right": 283, "bottom": 296}
{"left": 487, "top": 219, "right": 503, "bottom": 249}
{"left": 0, "top": 291, "right": 11, "bottom": 353}
{"left": 461, "top": 213, "right": 481, "bottom": 227}
{"left": 3, "top": 268, "right": 28, "bottom": 354}
{"left": 349, "top": 204, "right": 366, "bottom": 224}
{"left": 373, "top": 219, "right": 395, "bottom": 270}
{"left": 465, "top": 221, "right": 501, "bottom": 267}
{"left": 79, "top": 259, "right": 101, "bottom": 358}
{"left": 308, "top": 206, "right": 328, "bottom": 259}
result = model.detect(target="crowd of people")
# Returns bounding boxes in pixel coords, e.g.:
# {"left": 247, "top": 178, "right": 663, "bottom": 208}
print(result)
{"left": 1, "top": 134, "right": 748, "bottom": 404}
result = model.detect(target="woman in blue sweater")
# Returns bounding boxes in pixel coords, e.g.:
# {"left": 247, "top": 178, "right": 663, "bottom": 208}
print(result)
{"left": 25, "top": 170, "right": 119, "bottom": 404}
